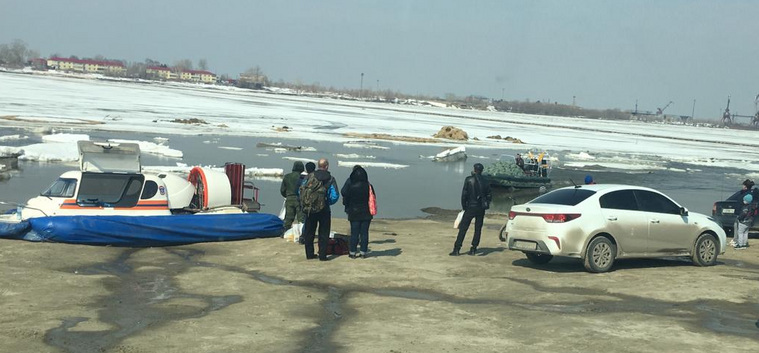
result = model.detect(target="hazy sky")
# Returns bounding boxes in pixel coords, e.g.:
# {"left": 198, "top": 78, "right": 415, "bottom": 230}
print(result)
{"left": 1, "top": 0, "right": 758, "bottom": 119}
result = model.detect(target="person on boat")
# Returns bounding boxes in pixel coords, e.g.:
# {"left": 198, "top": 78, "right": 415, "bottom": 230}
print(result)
{"left": 296, "top": 161, "right": 316, "bottom": 244}
{"left": 540, "top": 156, "right": 548, "bottom": 177}
{"left": 584, "top": 175, "right": 596, "bottom": 185}
{"left": 341, "top": 165, "right": 375, "bottom": 259}
{"left": 280, "top": 161, "right": 305, "bottom": 230}
{"left": 301, "top": 158, "right": 339, "bottom": 261}
{"left": 515, "top": 153, "right": 525, "bottom": 171}
{"left": 450, "top": 163, "right": 492, "bottom": 256}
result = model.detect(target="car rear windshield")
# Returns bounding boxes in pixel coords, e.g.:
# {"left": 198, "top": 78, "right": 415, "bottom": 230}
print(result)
{"left": 529, "top": 188, "right": 596, "bottom": 206}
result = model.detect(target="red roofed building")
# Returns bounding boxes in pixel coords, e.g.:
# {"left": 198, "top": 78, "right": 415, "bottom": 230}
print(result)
{"left": 47, "top": 57, "right": 126, "bottom": 75}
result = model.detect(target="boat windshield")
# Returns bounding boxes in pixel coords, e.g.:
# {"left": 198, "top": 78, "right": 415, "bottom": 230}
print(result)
{"left": 41, "top": 178, "right": 78, "bottom": 198}
{"left": 77, "top": 173, "right": 145, "bottom": 207}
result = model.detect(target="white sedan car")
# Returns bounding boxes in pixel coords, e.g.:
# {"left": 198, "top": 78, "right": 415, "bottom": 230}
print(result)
{"left": 505, "top": 184, "right": 726, "bottom": 273}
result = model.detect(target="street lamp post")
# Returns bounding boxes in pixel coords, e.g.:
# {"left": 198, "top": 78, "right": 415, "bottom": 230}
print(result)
{"left": 359, "top": 73, "right": 364, "bottom": 100}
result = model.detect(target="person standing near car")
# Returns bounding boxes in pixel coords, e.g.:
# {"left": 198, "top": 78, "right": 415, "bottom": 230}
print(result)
{"left": 735, "top": 194, "right": 754, "bottom": 249}
{"left": 731, "top": 179, "right": 755, "bottom": 246}
{"left": 450, "top": 163, "right": 492, "bottom": 256}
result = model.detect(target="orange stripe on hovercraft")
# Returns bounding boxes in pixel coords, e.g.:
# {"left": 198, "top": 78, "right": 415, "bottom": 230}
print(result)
{"left": 59, "top": 200, "right": 168, "bottom": 210}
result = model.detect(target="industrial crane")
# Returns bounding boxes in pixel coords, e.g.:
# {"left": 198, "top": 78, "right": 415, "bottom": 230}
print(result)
{"left": 656, "top": 101, "right": 673, "bottom": 115}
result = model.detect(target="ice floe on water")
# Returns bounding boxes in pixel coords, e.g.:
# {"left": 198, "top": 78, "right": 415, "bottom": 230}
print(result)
{"left": 8, "top": 133, "right": 184, "bottom": 162}
{"left": 343, "top": 142, "right": 390, "bottom": 150}
{"left": 337, "top": 161, "right": 408, "bottom": 169}
{"left": 42, "top": 133, "right": 90, "bottom": 143}
{"left": 143, "top": 163, "right": 283, "bottom": 177}
{"left": 218, "top": 146, "right": 243, "bottom": 151}
{"left": 109, "top": 138, "right": 183, "bottom": 158}
{"left": 0, "top": 146, "right": 23, "bottom": 157}
{"left": 0, "top": 134, "right": 28, "bottom": 141}
{"left": 565, "top": 151, "right": 596, "bottom": 160}
{"left": 335, "top": 153, "right": 376, "bottom": 159}
{"left": 256, "top": 142, "right": 316, "bottom": 152}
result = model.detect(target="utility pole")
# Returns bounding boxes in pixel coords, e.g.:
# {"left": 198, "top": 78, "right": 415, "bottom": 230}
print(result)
{"left": 691, "top": 99, "right": 696, "bottom": 120}
{"left": 359, "top": 73, "right": 364, "bottom": 100}
{"left": 572, "top": 95, "right": 576, "bottom": 106}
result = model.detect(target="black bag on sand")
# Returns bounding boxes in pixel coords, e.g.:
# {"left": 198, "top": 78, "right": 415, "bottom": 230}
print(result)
{"left": 321, "top": 236, "right": 349, "bottom": 255}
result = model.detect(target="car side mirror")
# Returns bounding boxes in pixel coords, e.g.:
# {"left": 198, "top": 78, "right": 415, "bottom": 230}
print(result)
{"left": 680, "top": 207, "right": 689, "bottom": 216}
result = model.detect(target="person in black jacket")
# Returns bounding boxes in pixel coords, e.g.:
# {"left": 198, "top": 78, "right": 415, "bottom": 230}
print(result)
{"left": 450, "top": 163, "right": 492, "bottom": 256}
{"left": 341, "top": 165, "right": 374, "bottom": 258}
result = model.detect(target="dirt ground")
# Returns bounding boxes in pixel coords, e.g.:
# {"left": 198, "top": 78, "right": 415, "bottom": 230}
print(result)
{"left": 1, "top": 211, "right": 758, "bottom": 353}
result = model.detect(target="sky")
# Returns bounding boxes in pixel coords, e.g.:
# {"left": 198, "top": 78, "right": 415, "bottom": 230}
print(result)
{"left": 1, "top": 0, "right": 758, "bottom": 119}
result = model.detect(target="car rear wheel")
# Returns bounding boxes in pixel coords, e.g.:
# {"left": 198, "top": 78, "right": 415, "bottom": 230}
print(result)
{"left": 525, "top": 252, "right": 553, "bottom": 264}
{"left": 498, "top": 223, "right": 508, "bottom": 242}
{"left": 692, "top": 233, "right": 718, "bottom": 266}
{"left": 583, "top": 236, "right": 616, "bottom": 273}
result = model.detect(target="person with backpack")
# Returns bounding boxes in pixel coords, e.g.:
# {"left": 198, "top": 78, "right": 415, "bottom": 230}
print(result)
{"left": 300, "top": 158, "right": 339, "bottom": 261}
{"left": 735, "top": 193, "right": 754, "bottom": 249}
{"left": 280, "top": 161, "right": 305, "bottom": 230}
{"left": 295, "top": 161, "right": 316, "bottom": 244}
{"left": 341, "top": 165, "right": 375, "bottom": 259}
{"left": 450, "top": 163, "right": 492, "bottom": 256}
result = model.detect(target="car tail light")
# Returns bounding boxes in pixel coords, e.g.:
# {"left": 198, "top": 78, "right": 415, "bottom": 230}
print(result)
{"left": 541, "top": 213, "right": 581, "bottom": 223}
{"left": 509, "top": 212, "right": 581, "bottom": 223}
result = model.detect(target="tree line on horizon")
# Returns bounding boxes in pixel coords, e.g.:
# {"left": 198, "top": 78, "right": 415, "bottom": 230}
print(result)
{"left": 0, "top": 39, "right": 650, "bottom": 121}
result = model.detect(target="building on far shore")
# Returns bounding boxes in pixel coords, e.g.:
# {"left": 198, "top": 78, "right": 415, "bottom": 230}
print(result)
{"left": 46, "top": 57, "right": 126, "bottom": 76}
{"left": 146, "top": 66, "right": 176, "bottom": 80}
{"left": 147, "top": 66, "right": 216, "bottom": 84}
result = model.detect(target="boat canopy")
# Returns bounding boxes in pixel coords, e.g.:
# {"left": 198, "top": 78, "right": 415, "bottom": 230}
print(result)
{"left": 78, "top": 141, "right": 141, "bottom": 173}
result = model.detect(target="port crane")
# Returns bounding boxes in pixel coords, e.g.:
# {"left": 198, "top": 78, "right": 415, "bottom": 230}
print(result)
{"left": 721, "top": 95, "right": 759, "bottom": 126}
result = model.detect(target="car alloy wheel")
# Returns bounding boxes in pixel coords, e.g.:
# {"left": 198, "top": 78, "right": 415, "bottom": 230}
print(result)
{"left": 692, "top": 233, "right": 718, "bottom": 266}
{"left": 584, "top": 236, "right": 616, "bottom": 273}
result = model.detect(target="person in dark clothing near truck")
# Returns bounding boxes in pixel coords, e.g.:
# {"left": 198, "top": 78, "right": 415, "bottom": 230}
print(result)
{"left": 341, "top": 165, "right": 374, "bottom": 259}
{"left": 301, "top": 158, "right": 339, "bottom": 261}
{"left": 450, "top": 163, "right": 492, "bottom": 256}
{"left": 280, "top": 161, "right": 305, "bottom": 230}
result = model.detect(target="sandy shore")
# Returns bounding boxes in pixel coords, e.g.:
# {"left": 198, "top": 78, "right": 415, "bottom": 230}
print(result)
{"left": 1, "top": 212, "right": 758, "bottom": 353}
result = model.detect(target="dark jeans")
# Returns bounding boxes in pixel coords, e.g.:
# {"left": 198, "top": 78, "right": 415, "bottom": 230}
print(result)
{"left": 349, "top": 219, "right": 371, "bottom": 254}
{"left": 454, "top": 208, "right": 485, "bottom": 250}
{"left": 303, "top": 209, "right": 331, "bottom": 259}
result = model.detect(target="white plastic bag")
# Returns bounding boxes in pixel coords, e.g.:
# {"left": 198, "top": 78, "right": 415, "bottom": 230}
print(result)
{"left": 284, "top": 222, "right": 304, "bottom": 243}
{"left": 278, "top": 199, "right": 286, "bottom": 220}
{"left": 453, "top": 210, "right": 464, "bottom": 229}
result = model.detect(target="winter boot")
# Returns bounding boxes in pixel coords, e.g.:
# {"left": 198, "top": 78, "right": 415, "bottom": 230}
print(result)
{"left": 468, "top": 247, "right": 477, "bottom": 255}
{"left": 449, "top": 248, "right": 460, "bottom": 256}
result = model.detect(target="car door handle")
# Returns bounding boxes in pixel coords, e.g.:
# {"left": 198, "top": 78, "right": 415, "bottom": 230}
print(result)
{"left": 650, "top": 219, "right": 660, "bottom": 224}
{"left": 607, "top": 216, "right": 617, "bottom": 221}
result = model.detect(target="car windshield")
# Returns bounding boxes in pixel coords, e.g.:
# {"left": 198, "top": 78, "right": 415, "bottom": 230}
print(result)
{"left": 529, "top": 188, "right": 595, "bottom": 206}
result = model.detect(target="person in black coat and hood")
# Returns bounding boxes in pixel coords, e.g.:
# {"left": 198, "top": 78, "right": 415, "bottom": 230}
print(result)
{"left": 450, "top": 163, "right": 492, "bottom": 256}
{"left": 341, "top": 165, "right": 374, "bottom": 258}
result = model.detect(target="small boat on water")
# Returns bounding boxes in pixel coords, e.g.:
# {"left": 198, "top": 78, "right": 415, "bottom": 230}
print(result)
{"left": 432, "top": 146, "right": 467, "bottom": 162}
{"left": 0, "top": 141, "right": 283, "bottom": 246}
{"left": 484, "top": 151, "right": 552, "bottom": 189}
